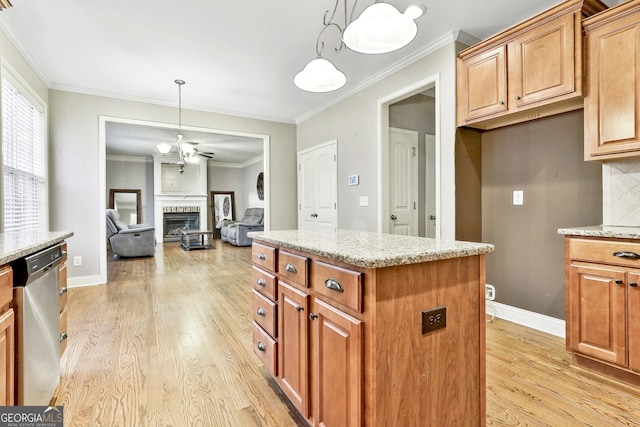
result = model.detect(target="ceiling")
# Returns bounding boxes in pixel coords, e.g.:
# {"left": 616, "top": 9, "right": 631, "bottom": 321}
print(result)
{"left": 0, "top": 0, "right": 620, "bottom": 161}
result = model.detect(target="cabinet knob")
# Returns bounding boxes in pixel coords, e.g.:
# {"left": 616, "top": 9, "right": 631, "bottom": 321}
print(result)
{"left": 515, "top": 95, "right": 521, "bottom": 100}
{"left": 499, "top": 100, "right": 504, "bottom": 105}
{"left": 59, "top": 287, "right": 68, "bottom": 295}
{"left": 257, "top": 342, "right": 266, "bottom": 352}
{"left": 257, "top": 252, "right": 266, "bottom": 260}
{"left": 256, "top": 278, "right": 266, "bottom": 287}
{"left": 631, "top": 282, "right": 638, "bottom": 288}
{"left": 616, "top": 279, "right": 624, "bottom": 285}
{"left": 296, "top": 305, "right": 304, "bottom": 312}
{"left": 309, "top": 313, "right": 318, "bottom": 320}
{"left": 60, "top": 332, "right": 68, "bottom": 342}
{"left": 257, "top": 307, "right": 266, "bottom": 316}
{"left": 285, "top": 263, "right": 297, "bottom": 273}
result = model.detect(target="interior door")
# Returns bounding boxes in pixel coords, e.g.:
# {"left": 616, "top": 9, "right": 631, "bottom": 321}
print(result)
{"left": 389, "top": 128, "right": 418, "bottom": 235}
{"left": 425, "top": 134, "right": 436, "bottom": 238}
{"left": 298, "top": 141, "right": 337, "bottom": 232}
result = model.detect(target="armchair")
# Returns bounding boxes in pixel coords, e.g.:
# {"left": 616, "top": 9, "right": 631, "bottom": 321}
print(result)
{"left": 220, "top": 208, "right": 264, "bottom": 246}
{"left": 106, "top": 209, "right": 156, "bottom": 257}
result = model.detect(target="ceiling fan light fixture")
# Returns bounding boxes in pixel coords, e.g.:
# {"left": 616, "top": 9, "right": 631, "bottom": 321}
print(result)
{"left": 404, "top": 4, "right": 427, "bottom": 20}
{"left": 294, "top": 57, "right": 347, "bottom": 93}
{"left": 343, "top": 2, "right": 417, "bottom": 54}
{"left": 157, "top": 143, "right": 172, "bottom": 155}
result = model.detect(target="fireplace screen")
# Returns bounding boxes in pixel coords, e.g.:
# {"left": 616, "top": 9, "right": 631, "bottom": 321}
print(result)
{"left": 163, "top": 212, "right": 200, "bottom": 241}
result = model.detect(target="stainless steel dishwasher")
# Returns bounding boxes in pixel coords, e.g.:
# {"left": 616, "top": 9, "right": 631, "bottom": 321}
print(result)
{"left": 11, "top": 243, "right": 63, "bottom": 405}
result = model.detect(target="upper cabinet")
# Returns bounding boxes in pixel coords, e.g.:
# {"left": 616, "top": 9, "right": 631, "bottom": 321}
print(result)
{"left": 457, "top": 0, "right": 607, "bottom": 130}
{"left": 584, "top": 1, "right": 640, "bottom": 161}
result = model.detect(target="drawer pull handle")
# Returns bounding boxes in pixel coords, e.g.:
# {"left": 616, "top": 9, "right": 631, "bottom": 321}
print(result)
{"left": 257, "top": 278, "right": 266, "bottom": 287}
{"left": 257, "top": 342, "right": 266, "bottom": 352}
{"left": 60, "top": 332, "right": 68, "bottom": 342}
{"left": 631, "top": 282, "right": 638, "bottom": 288}
{"left": 613, "top": 251, "right": 640, "bottom": 259}
{"left": 285, "top": 263, "right": 297, "bottom": 273}
{"left": 59, "top": 287, "right": 68, "bottom": 295}
{"left": 257, "top": 307, "right": 266, "bottom": 316}
{"left": 257, "top": 252, "right": 266, "bottom": 260}
{"left": 325, "top": 278, "right": 344, "bottom": 293}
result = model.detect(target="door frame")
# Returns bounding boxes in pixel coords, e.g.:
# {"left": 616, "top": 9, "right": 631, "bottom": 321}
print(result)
{"left": 377, "top": 74, "right": 441, "bottom": 238}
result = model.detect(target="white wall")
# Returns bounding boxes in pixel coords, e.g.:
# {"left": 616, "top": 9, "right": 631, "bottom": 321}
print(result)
{"left": 297, "top": 42, "right": 460, "bottom": 238}
{"left": 49, "top": 90, "right": 297, "bottom": 284}
{"left": 207, "top": 164, "right": 245, "bottom": 228}
{"left": 243, "top": 160, "right": 264, "bottom": 211}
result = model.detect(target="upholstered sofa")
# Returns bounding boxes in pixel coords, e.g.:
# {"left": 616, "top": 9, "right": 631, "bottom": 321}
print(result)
{"left": 220, "top": 208, "right": 264, "bottom": 247}
{"left": 106, "top": 209, "right": 156, "bottom": 257}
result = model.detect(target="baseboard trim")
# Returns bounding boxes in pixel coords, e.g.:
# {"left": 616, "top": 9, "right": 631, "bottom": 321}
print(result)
{"left": 487, "top": 301, "right": 566, "bottom": 338}
{"left": 68, "top": 275, "right": 104, "bottom": 288}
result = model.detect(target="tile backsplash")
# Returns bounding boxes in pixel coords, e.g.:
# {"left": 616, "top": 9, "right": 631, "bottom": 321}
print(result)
{"left": 603, "top": 159, "right": 640, "bottom": 226}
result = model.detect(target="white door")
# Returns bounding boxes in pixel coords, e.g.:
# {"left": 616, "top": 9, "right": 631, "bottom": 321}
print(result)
{"left": 298, "top": 141, "right": 337, "bottom": 232}
{"left": 425, "top": 134, "right": 436, "bottom": 238}
{"left": 389, "top": 128, "right": 418, "bottom": 236}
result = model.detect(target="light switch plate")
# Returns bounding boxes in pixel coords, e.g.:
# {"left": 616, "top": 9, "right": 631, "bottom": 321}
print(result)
{"left": 513, "top": 190, "right": 524, "bottom": 206}
{"left": 359, "top": 196, "right": 368, "bottom": 206}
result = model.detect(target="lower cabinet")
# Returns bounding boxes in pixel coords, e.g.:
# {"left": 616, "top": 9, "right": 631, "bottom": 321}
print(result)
{"left": 253, "top": 240, "right": 487, "bottom": 426}
{"left": 566, "top": 237, "right": 640, "bottom": 383}
{"left": 59, "top": 244, "right": 68, "bottom": 357}
{"left": 0, "top": 309, "right": 14, "bottom": 406}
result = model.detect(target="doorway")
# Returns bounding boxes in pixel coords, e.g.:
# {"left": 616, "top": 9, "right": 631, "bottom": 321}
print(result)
{"left": 379, "top": 77, "right": 439, "bottom": 238}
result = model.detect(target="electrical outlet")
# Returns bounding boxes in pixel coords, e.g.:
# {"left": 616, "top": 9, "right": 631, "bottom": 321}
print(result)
{"left": 359, "top": 196, "right": 368, "bottom": 206}
{"left": 513, "top": 190, "right": 524, "bottom": 206}
{"left": 73, "top": 256, "right": 82, "bottom": 266}
{"left": 485, "top": 284, "right": 496, "bottom": 301}
{"left": 422, "top": 306, "right": 446, "bottom": 334}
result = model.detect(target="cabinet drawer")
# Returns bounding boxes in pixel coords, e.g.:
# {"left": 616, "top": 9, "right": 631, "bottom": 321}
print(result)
{"left": 252, "top": 290, "right": 277, "bottom": 338}
{"left": 60, "top": 307, "right": 68, "bottom": 357}
{"left": 312, "top": 261, "right": 362, "bottom": 313}
{"left": 252, "top": 243, "right": 277, "bottom": 273}
{"left": 252, "top": 321, "right": 277, "bottom": 376}
{"left": 0, "top": 266, "right": 12, "bottom": 309}
{"left": 59, "top": 264, "right": 68, "bottom": 312}
{"left": 252, "top": 266, "right": 277, "bottom": 301}
{"left": 570, "top": 238, "right": 640, "bottom": 268}
{"left": 278, "top": 251, "right": 308, "bottom": 288}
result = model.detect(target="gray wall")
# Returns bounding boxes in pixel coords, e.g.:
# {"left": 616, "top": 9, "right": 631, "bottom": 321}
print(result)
{"left": 207, "top": 164, "right": 244, "bottom": 229}
{"left": 389, "top": 93, "right": 436, "bottom": 237}
{"left": 243, "top": 161, "right": 265, "bottom": 211}
{"left": 297, "top": 42, "right": 460, "bottom": 238}
{"left": 49, "top": 90, "right": 297, "bottom": 283}
{"left": 106, "top": 158, "right": 153, "bottom": 225}
{"left": 480, "top": 111, "right": 602, "bottom": 319}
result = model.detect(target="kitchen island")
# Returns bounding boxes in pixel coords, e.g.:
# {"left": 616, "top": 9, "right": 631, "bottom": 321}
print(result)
{"left": 248, "top": 229, "right": 494, "bottom": 427}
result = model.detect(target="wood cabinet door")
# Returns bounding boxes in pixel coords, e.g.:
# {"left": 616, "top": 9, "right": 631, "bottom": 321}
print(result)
{"left": 310, "top": 298, "right": 362, "bottom": 427}
{"left": 457, "top": 45, "right": 507, "bottom": 123}
{"left": 509, "top": 12, "right": 574, "bottom": 108}
{"left": 277, "top": 282, "right": 310, "bottom": 418}
{"left": 0, "top": 309, "right": 14, "bottom": 406}
{"left": 569, "top": 264, "right": 627, "bottom": 365}
{"left": 628, "top": 271, "right": 640, "bottom": 372}
{"left": 585, "top": 14, "right": 640, "bottom": 158}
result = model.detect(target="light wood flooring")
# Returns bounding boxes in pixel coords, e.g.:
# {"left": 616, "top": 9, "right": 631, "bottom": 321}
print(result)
{"left": 52, "top": 242, "right": 640, "bottom": 426}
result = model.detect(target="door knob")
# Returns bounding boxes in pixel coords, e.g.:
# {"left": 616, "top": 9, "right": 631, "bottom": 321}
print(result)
{"left": 429, "top": 215, "right": 436, "bottom": 220}
{"left": 390, "top": 215, "right": 397, "bottom": 220}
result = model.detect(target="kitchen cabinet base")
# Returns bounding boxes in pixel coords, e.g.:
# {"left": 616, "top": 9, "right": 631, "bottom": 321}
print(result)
{"left": 572, "top": 353, "right": 640, "bottom": 388}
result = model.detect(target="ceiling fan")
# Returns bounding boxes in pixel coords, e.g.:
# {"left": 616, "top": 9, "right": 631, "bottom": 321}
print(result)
{"left": 193, "top": 146, "right": 215, "bottom": 159}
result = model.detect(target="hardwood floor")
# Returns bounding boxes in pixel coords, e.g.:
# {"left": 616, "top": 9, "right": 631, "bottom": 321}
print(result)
{"left": 53, "top": 242, "right": 640, "bottom": 426}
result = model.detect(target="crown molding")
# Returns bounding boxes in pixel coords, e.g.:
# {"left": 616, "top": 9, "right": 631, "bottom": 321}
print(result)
{"left": 0, "top": 16, "right": 51, "bottom": 87}
{"left": 106, "top": 154, "right": 152, "bottom": 163}
{"left": 295, "top": 30, "right": 466, "bottom": 124}
{"left": 208, "top": 154, "right": 263, "bottom": 169}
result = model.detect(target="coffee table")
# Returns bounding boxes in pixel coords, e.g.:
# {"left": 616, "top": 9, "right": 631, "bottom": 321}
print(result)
{"left": 180, "top": 230, "right": 215, "bottom": 251}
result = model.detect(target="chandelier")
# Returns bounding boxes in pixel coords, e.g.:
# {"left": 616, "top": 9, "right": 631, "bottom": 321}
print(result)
{"left": 157, "top": 79, "right": 200, "bottom": 174}
{"left": 294, "top": 0, "right": 426, "bottom": 93}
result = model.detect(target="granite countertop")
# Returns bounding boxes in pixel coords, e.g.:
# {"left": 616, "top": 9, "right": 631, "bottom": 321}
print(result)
{"left": 0, "top": 230, "right": 74, "bottom": 265}
{"left": 558, "top": 225, "right": 640, "bottom": 240}
{"left": 248, "top": 229, "right": 494, "bottom": 268}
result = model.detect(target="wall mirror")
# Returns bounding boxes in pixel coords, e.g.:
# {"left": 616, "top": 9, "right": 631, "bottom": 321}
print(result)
{"left": 109, "top": 189, "right": 142, "bottom": 225}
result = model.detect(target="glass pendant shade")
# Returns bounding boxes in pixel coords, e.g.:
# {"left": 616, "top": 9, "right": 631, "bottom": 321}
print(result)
{"left": 294, "top": 57, "right": 347, "bottom": 92}
{"left": 157, "top": 143, "right": 171, "bottom": 154}
{"left": 343, "top": 2, "right": 417, "bottom": 54}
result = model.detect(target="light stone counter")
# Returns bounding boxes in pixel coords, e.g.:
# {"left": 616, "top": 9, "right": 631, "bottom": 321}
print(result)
{"left": 557, "top": 225, "right": 640, "bottom": 240}
{"left": 249, "top": 229, "right": 494, "bottom": 268}
{"left": 0, "top": 230, "right": 74, "bottom": 265}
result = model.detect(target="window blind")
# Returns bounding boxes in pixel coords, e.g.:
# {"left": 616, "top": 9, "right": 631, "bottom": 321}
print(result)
{"left": 2, "top": 76, "right": 46, "bottom": 233}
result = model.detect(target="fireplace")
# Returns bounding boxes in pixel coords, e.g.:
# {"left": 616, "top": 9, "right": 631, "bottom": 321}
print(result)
{"left": 163, "top": 207, "right": 200, "bottom": 241}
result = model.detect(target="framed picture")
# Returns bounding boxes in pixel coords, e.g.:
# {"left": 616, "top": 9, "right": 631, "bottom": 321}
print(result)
{"left": 211, "top": 191, "right": 235, "bottom": 229}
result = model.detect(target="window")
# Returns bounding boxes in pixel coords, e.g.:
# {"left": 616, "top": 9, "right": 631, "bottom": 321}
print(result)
{"left": 2, "top": 74, "right": 46, "bottom": 233}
